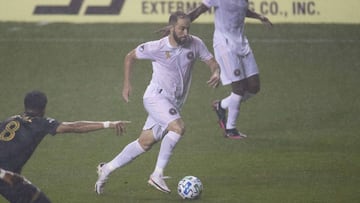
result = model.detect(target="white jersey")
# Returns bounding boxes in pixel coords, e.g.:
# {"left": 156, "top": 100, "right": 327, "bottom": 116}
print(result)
{"left": 135, "top": 35, "right": 213, "bottom": 108}
{"left": 203, "top": 0, "right": 250, "bottom": 55}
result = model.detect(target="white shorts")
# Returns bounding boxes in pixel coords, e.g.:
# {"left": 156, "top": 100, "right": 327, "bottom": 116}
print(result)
{"left": 214, "top": 44, "right": 259, "bottom": 85}
{"left": 142, "top": 85, "right": 181, "bottom": 141}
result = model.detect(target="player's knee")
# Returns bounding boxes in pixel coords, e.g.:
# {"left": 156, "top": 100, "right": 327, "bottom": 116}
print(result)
{"left": 167, "top": 120, "right": 185, "bottom": 135}
{"left": 169, "top": 125, "right": 185, "bottom": 136}
{"left": 175, "top": 126, "right": 186, "bottom": 135}
{"left": 138, "top": 140, "right": 153, "bottom": 151}
{"left": 138, "top": 132, "right": 157, "bottom": 151}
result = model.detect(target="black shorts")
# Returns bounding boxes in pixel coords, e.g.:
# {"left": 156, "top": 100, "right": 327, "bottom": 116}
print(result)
{"left": 0, "top": 176, "right": 51, "bottom": 203}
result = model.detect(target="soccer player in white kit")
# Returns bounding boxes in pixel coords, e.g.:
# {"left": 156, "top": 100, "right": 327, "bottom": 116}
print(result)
{"left": 188, "top": 0, "right": 273, "bottom": 139}
{"left": 94, "top": 11, "right": 220, "bottom": 194}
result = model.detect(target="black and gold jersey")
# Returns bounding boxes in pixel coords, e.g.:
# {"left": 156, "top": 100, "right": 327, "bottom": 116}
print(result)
{"left": 0, "top": 115, "right": 60, "bottom": 174}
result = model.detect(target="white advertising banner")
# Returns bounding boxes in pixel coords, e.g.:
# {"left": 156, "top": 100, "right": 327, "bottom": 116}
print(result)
{"left": 0, "top": 0, "right": 359, "bottom": 24}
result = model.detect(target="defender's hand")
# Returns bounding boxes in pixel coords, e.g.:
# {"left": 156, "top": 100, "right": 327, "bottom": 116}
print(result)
{"left": 110, "top": 121, "right": 131, "bottom": 136}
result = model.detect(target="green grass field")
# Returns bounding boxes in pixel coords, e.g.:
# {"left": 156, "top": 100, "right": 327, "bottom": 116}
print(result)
{"left": 1, "top": 22, "right": 359, "bottom": 203}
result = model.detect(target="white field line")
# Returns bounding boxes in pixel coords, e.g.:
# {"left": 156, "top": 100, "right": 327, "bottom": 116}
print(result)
{"left": 0, "top": 38, "right": 359, "bottom": 43}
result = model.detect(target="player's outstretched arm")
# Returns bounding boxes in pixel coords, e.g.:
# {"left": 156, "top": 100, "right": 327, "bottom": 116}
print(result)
{"left": 156, "top": 4, "right": 209, "bottom": 37}
{"left": 246, "top": 9, "right": 273, "bottom": 28}
{"left": 56, "top": 120, "right": 130, "bottom": 136}
{"left": 187, "top": 3, "right": 209, "bottom": 22}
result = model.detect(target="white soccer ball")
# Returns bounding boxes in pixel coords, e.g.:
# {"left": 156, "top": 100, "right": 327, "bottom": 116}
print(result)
{"left": 177, "top": 175, "right": 203, "bottom": 199}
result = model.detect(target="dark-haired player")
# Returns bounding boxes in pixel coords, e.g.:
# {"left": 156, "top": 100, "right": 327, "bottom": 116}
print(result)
{"left": 0, "top": 90, "right": 130, "bottom": 202}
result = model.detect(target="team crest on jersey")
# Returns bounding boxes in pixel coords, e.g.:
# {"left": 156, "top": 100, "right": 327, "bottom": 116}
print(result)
{"left": 187, "top": 52, "right": 194, "bottom": 60}
{"left": 169, "top": 108, "right": 177, "bottom": 115}
{"left": 165, "top": 51, "right": 171, "bottom": 59}
{"left": 234, "top": 69, "right": 241, "bottom": 76}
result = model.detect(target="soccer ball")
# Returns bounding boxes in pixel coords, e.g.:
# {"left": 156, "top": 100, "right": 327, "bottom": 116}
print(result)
{"left": 177, "top": 176, "right": 203, "bottom": 199}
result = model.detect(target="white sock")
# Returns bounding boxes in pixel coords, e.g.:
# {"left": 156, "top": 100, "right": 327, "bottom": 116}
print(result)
{"left": 225, "top": 92, "right": 242, "bottom": 129}
{"left": 220, "top": 94, "right": 231, "bottom": 109}
{"left": 152, "top": 131, "right": 181, "bottom": 177}
{"left": 103, "top": 140, "right": 145, "bottom": 177}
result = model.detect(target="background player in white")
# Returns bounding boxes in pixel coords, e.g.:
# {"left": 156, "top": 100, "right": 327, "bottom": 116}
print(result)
{"left": 94, "top": 11, "right": 220, "bottom": 194}
{"left": 188, "top": 0, "right": 273, "bottom": 139}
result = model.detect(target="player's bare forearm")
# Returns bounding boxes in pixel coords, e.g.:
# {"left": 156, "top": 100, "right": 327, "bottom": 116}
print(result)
{"left": 56, "top": 121, "right": 130, "bottom": 135}
{"left": 187, "top": 4, "right": 209, "bottom": 22}
{"left": 123, "top": 50, "right": 137, "bottom": 102}
{"left": 206, "top": 58, "right": 220, "bottom": 88}
{"left": 206, "top": 58, "right": 220, "bottom": 74}
{"left": 123, "top": 50, "right": 135, "bottom": 87}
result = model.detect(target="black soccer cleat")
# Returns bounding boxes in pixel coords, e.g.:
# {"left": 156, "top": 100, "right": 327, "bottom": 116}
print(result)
{"left": 212, "top": 100, "right": 227, "bottom": 129}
